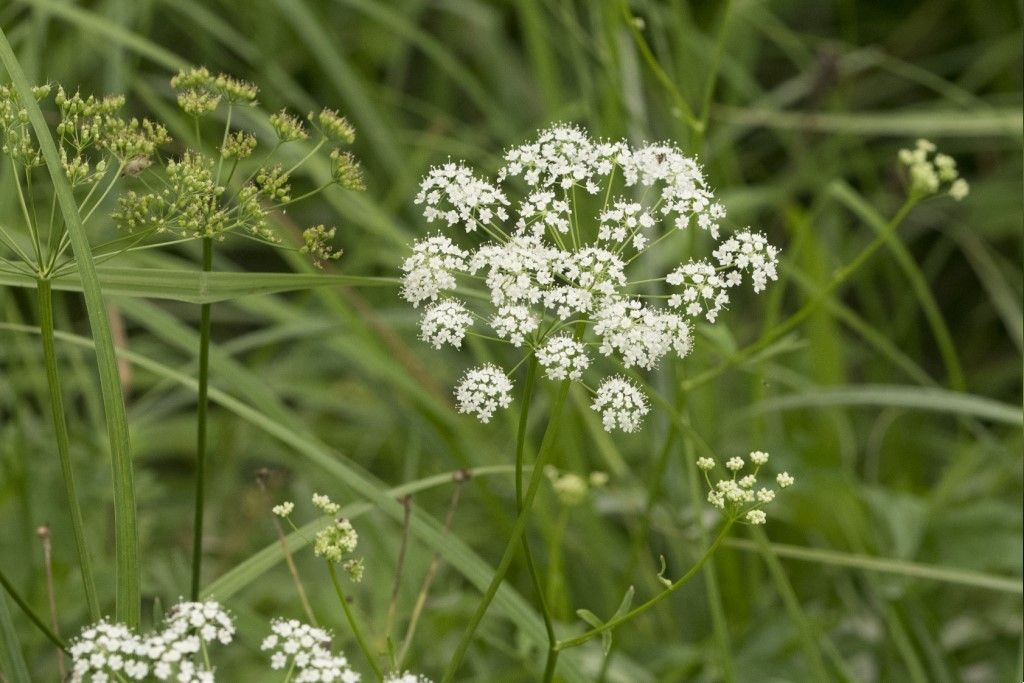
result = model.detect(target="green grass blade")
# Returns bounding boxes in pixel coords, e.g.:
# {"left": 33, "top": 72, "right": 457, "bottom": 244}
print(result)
{"left": 0, "top": 27, "right": 141, "bottom": 627}
{"left": 740, "top": 384, "right": 1022, "bottom": 426}
{"left": 0, "top": 591, "right": 30, "bottom": 683}
{"left": 725, "top": 538, "right": 1022, "bottom": 594}
{"left": 0, "top": 268, "right": 398, "bottom": 303}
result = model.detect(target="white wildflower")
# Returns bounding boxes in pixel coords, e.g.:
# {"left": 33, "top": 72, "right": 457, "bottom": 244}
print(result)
{"left": 491, "top": 304, "right": 539, "bottom": 346}
{"left": 455, "top": 364, "right": 513, "bottom": 423}
{"left": 262, "top": 619, "right": 360, "bottom": 683}
{"left": 419, "top": 299, "right": 473, "bottom": 349}
{"left": 536, "top": 335, "right": 590, "bottom": 381}
{"left": 400, "top": 235, "right": 467, "bottom": 307}
{"left": 272, "top": 501, "right": 294, "bottom": 517}
{"left": 776, "top": 472, "right": 794, "bottom": 488}
{"left": 746, "top": 509, "right": 767, "bottom": 525}
{"left": 696, "top": 456, "right": 715, "bottom": 471}
{"left": 416, "top": 162, "right": 509, "bottom": 232}
{"left": 591, "top": 376, "right": 648, "bottom": 433}
{"left": 725, "top": 457, "right": 744, "bottom": 471}
{"left": 749, "top": 450, "right": 769, "bottom": 465}
{"left": 312, "top": 493, "right": 341, "bottom": 516}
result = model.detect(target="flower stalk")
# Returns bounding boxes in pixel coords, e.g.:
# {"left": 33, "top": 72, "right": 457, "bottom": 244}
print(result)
{"left": 190, "top": 236, "right": 214, "bottom": 600}
{"left": 327, "top": 561, "right": 383, "bottom": 681}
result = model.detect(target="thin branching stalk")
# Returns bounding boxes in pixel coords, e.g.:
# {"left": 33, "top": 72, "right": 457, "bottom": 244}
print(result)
{"left": 554, "top": 521, "right": 734, "bottom": 652}
{"left": 442, "top": 375, "right": 574, "bottom": 682}
{"left": 36, "top": 277, "right": 101, "bottom": 619}
{"left": 326, "top": 562, "right": 383, "bottom": 681}
{"left": 514, "top": 358, "right": 560, "bottom": 683}
{"left": 191, "top": 236, "right": 214, "bottom": 600}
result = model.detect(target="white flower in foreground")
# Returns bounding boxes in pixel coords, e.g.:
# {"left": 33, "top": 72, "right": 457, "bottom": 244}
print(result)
{"left": 777, "top": 472, "right": 794, "bottom": 488}
{"left": 69, "top": 621, "right": 150, "bottom": 682}
{"left": 536, "top": 335, "right": 590, "bottom": 381}
{"left": 455, "top": 364, "right": 513, "bottom": 422}
{"left": 402, "top": 124, "right": 782, "bottom": 431}
{"left": 419, "top": 299, "right": 473, "bottom": 349}
{"left": 272, "top": 501, "right": 294, "bottom": 517}
{"left": 69, "top": 600, "right": 236, "bottom": 683}
{"left": 746, "top": 509, "right": 767, "bottom": 525}
{"left": 262, "top": 619, "right": 360, "bottom": 683}
{"left": 696, "top": 457, "right": 715, "bottom": 471}
{"left": 591, "top": 376, "right": 649, "bottom": 433}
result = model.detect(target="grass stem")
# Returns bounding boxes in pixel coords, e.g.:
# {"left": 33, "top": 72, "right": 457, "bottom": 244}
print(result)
{"left": 37, "top": 277, "right": 101, "bottom": 619}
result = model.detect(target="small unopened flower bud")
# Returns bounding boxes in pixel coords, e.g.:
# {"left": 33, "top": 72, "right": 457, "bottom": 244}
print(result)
{"left": 315, "top": 108, "right": 356, "bottom": 144}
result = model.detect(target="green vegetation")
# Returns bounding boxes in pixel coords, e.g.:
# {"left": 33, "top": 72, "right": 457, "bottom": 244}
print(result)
{"left": 0, "top": 1, "right": 1020, "bottom": 681}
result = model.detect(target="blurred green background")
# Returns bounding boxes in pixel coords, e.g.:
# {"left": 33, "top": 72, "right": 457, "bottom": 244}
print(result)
{"left": 0, "top": 0, "right": 1021, "bottom": 681}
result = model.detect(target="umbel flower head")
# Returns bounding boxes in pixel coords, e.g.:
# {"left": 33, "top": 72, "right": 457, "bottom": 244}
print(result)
{"left": 697, "top": 450, "right": 793, "bottom": 525}
{"left": 898, "top": 138, "right": 969, "bottom": 201}
{"left": 401, "top": 125, "right": 780, "bottom": 432}
{"left": 261, "top": 618, "right": 360, "bottom": 683}
{"left": 68, "top": 600, "right": 235, "bottom": 682}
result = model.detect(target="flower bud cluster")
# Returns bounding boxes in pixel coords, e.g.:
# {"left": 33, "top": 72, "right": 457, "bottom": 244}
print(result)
{"left": 544, "top": 466, "right": 608, "bottom": 507}
{"left": 697, "top": 451, "right": 794, "bottom": 525}
{"left": 898, "top": 139, "right": 969, "bottom": 200}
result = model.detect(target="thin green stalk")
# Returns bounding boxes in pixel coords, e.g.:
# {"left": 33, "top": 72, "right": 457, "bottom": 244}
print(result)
{"left": 37, "top": 278, "right": 101, "bottom": 619}
{"left": 0, "top": 27, "right": 140, "bottom": 627}
{"left": 327, "top": 562, "right": 383, "bottom": 681}
{"left": 0, "top": 590, "right": 30, "bottom": 683}
{"left": 191, "top": 236, "right": 214, "bottom": 600}
{"left": 555, "top": 522, "right": 734, "bottom": 651}
{"left": 682, "top": 433, "right": 735, "bottom": 683}
{"left": 441, "top": 377, "right": 574, "bottom": 683}
{"left": 513, "top": 359, "right": 560, "bottom": 683}
{"left": 0, "top": 566, "right": 67, "bottom": 652}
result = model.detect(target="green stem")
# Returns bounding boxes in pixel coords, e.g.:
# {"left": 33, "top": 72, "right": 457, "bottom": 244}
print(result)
{"left": 190, "top": 237, "right": 213, "bottom": 600}
{"left": 554, "top": 521, "right": 733, "bottom": 651}
{"left": 37, "top": 278, "right": 101, "bottom": 619}
{"left": 442, "top": 376, "right": 574, "bottom": 683}
{"left": 327, "top": 562, "right": 383, "bottom": 681}
{"left": 514, "top": 359, "right": 560, "bottom": 683}
{"left": 0, "top": 567, "right": 67, "bottom": 652}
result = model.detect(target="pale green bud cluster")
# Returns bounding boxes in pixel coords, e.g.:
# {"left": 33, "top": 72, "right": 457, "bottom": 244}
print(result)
{"left": 898, "top": 139, "right": 969, "bottom": 201}
{"left": 302, "top": 225, "right": 344, "bottom": 268}
{"left": 315, "top": 108, "right": 356, "bottom": 144}
{"left": 544, "top": 466, "right": 608, "bottom": 507}
{"left": 221, "top": 130, "right": 257, "bottom": 159}
{"left": 330, "top": 149, "right": 366, "bottom": 190}
{"left": 170, "top": 67, "right": 258, "bottom": 116}
{"left": 270, "top": 109, "right": 308, "bottom": 142}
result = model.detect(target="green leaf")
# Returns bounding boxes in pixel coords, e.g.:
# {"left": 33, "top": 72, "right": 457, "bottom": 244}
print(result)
{"left": 742, "top": 385, "right": 1022, "bottom": 426}
{"left": 0, "top": 25, "right": 141, "bottom": 627}
{"left": 657, "top": 556, "right": 673, "bottom": 588}
{"left": 0, "top": 268, "right": 398, "bottom": 304}
{"left": 575, "top": 609, "right": 612, "bottom": 655}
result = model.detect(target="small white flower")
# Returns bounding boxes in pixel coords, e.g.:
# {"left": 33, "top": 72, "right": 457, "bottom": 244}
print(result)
{"left": 536, "top": 335, "right": 590, "bottom": 381}
{"left": 725, "top": 457, "right": 744, "bottom": 471}
{"left": 949, "top": 178, "right": 969, "bottom": 201}
{"left": 749, "top": 450, "right": 769, "bottom": 465}
{"left": 262, "top": 619, "right": 358, "bottom": 682}
{"left": 491, "top": 304, "right": 539, "bottom": 346}
{"left": 696, "top": 457, "right": 715, "bottom": 471}
{"left": 591, "top": 376, "right": 648, "bottom": 433}
{"left": 419, "top": 299, "right": 473, "bottom": 349}
{"left": 746, "top": 509, "right": 767, "bottom": 525}
{"left": 272, "top": 501, "right": 294, "bottom": 517}
{"left": 776, "top": 472, "right": 794, "bottom": 488}
{"left": 756, "top": 488, "right": 775, "bottom": 503}
{"left": 455, "top": 364, "right": 514, "bottom": 423}
{"left": 312, "top": 493, "right": 341, "bottom": 516}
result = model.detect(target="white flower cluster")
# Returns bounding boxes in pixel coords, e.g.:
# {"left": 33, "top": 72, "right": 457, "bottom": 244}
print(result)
{"left": 898, "top": 139, "right": 969, "bottom": 200}
{"left": 402, "top": 125, "right": 779, "bottom": 432}
{"left": 262, "top": 619, "right": 360, "bottom": 683}
{"left": 696, "top": 451, "right": 794, "bottom": 525}
{"left": 384, "top": 673, "right": 433, "bottom": 683}
{"left": 69, "top": 601, "right": 235, "bottom": 682}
